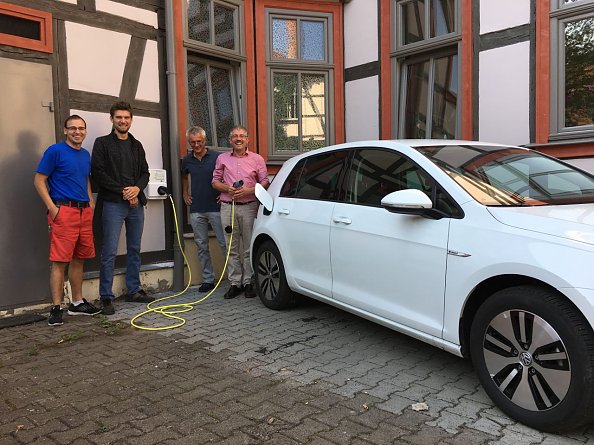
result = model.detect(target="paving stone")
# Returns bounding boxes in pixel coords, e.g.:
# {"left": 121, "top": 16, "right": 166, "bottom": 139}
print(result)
{"left": 376, "top": 395, "right": 416, "bottom": 415}
{"left": 441, "top": 427, "right": 497, "bottom": 445}
{"left": 1, "top": 287, "right": 589, "bottom": 444}
{"left": 468, "top": 416, "right": 505, "bottom": 437}
{"left": 280, "top": 418, "right": 332, "bottom": 443}
{"left": 400, "top": 423, "right": 454, "bottom": 444}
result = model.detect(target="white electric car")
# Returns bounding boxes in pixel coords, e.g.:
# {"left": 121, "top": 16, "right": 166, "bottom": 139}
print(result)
{"left": 250, "top": 140, "right": 594, "bottom": 432}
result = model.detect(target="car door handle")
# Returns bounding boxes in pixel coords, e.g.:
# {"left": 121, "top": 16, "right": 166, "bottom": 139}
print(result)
{"left": 277, "top": 208, "right": 290, "bottom": 215}
{"left": 333, "top": 216, "right": 352, "bottom": 225}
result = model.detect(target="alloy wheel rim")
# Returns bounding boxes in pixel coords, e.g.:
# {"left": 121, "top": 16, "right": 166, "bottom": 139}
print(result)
{"left": 482, "top": 309, "right": 571, "bottom": 411}
{"left": 257, "top": 250, "right": 280, "bottom": 301}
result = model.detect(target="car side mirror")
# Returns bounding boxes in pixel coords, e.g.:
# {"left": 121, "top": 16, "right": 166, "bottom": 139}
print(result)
{"left": 381, "top": 189, "right": 442, "bottom": 219}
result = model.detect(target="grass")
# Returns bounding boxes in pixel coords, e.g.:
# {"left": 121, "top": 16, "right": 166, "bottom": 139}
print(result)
{"left": 59, "top": 331, "right": 82, "bottom": 343}
{"left": 27, "top": 345, "right": 39, "bottom": 356}
{"left": 96, "top": 315, "right": 127, "bottom": 336}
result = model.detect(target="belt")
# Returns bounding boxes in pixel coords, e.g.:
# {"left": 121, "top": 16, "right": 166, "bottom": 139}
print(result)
{"left": 53, "top": 200, "right": 90, "bottom": 208}
{"left": 220, "top": 200, "right": 256, "bottom": 206}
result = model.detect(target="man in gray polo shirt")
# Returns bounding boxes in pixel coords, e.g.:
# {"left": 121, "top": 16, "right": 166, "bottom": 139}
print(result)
{"left": 182, "top": 126, "right": 226, "bottom": 292}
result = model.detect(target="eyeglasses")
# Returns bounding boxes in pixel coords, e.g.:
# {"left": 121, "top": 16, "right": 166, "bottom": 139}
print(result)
{"left": 231, "top": 134, "right": 248, "bottom": 139}
{"left": 66, "top": 126, "right": 87, "bottom": 131}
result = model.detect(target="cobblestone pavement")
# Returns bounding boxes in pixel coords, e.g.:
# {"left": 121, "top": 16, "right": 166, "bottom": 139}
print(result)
{"left": 2, "top": 286, "right": 594, "bottom": 444}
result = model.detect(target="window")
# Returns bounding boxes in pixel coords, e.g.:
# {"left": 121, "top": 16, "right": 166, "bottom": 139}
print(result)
{"left": 550, "top": 0, "right": 594, "bottom": 140}
{"left": 184, "top": 0, "right": 244, "bottom": 150}
{"left": 280, "top": 150, "right": 347, "bottom": 200}
{"left": 186, "top": 0, "right": 239, "bottom": 52}
{"left": 267, "top": 10, "right": 334, "bottom": 158}
{"left": 187, "top": 58, "right": 239, "bottom": 148}
{"left": 0, "top": 3, "right": 52, "bottom": 53}
{"left": 392, "top": 0, "right": 460, "bottom": 139}
{"left": 346, "top": 148, "right": 460, "bottom": 215}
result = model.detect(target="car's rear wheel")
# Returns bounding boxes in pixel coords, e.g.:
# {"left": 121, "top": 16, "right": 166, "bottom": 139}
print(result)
{"left": 254, "top": 240, "right": 296, "bottom": 310}
{"left": 470, "top": 286, "right": 594, "bottom": 432}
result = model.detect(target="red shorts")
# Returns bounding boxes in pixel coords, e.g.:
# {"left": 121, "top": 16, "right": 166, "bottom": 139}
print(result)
{"left": 48, "top": 206, "right": 95, "bottom": 262}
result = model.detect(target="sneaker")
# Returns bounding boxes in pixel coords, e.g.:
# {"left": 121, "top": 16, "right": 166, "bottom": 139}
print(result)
{"left": 48, "top": 306, "right": 63, "bottom": 326}
{"left": 124, "top": 289, "right": 155, "bottom": 303}
{"left": 199, "top": 282, "right": 215, "bottom": 293}
{"left": 67, "top": 299, "right": 101, "bottom": 316}
{"left": 243, "top": 283, "right": 257, "bottom": 298}
{"left": 100, "top": 299, "right": 115, "bottom": 315}
{"left": 224, "top": 285, "right": 243, "bottom": 300}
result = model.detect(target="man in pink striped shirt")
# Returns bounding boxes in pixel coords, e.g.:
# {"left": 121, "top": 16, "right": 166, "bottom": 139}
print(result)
{"left": 212, "top": 125, "right": 270, "bottom": 300}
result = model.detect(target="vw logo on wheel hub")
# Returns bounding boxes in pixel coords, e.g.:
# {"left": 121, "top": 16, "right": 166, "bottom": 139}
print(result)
{"left": 519, "top": 351, "right": 533, "bottom": 367}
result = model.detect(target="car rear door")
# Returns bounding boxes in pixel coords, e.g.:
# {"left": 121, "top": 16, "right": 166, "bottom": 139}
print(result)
{"left": 330, "top": 147, "right": 450, "bottom": 338}
{"left": 272, "top": 150, "right": 348, "bottom": 297}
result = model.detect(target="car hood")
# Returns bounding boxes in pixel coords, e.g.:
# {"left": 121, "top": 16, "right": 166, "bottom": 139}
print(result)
{"left": 487, "top": 204, "right": 594, "bottom": 246}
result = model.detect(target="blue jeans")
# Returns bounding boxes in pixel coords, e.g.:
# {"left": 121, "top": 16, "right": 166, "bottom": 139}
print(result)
{"left": 99, "top": 201, "right": 144, "bottom": 299}
{"left": 189, "top": 212, "right": 226, "bottom": 283}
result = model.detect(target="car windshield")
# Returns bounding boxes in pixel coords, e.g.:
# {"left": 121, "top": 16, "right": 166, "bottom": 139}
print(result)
{"left": 416, "top": 144, "right": 594, "bottom": 206}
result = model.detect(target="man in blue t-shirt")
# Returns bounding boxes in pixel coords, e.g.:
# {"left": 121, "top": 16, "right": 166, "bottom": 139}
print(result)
{"left": 34, "top": 115, "right": 101, "bottom": 326}
{"left": 181, "top": 126, "right": 226, "bottom": 292}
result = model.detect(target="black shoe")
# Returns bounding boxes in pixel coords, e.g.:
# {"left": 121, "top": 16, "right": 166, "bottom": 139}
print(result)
{"left": 125, "top": 289, "right": 155, "bottom": 303}
{"left": 100, "top": 299, "right": 115, "bottom": 315}
{"left": 48, "top": 305, "right": 63, "bottom": 326}
{"left": 224, "top": 285, "right": 243, "bottom": 300}
{"left": 67, "top": 299, "right": 101, "bottom": 316}
{"left": 244, "top": 283, "right": 257, "bottom": 298}
{"left": 199, "top": 282, "right": 215, "bottom": 293}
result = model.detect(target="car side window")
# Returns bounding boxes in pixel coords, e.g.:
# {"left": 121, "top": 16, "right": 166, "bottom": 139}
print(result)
{"left": 281, "top": 151, "right": 347, "bottom": 201}
{"left": 345, "top": 148, "right": 431, "bottom": 206}
{"left": 346, "top": 148, "right": 461, "bottom": 216}
{"left": 279, "top": 159, "right": 306, "bottom": 197}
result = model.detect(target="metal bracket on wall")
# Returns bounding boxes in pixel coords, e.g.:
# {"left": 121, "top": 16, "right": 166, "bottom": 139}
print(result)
{"left": 41, "top": 101, "right": 54, "bottom": 112}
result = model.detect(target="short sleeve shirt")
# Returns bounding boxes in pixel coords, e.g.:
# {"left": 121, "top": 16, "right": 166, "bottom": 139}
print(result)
{"left": 36, "top": 141, "right": 91, "bottom": 202}
{"left": 181, "top": 150, "right": 221, "bottom": 213}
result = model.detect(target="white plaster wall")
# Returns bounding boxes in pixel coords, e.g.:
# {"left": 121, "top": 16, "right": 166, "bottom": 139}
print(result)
{"left": 343, "top": 0, "right": 378, "bottom": 68}
{"left": 480, "top": 0, "right": 530, "bottom": 34}
{"left": 66, "top": 23, "right": 129, "bottom": 97}
{"left": 136, "top": 40, "right": 161, "bottom": 103}
{"left": 478, "top": 42, "right": 530, "bottom": 145}
{"left": 345, "top": 76, "right": 379, "bottom": 141}
{"left": 72, "top": 109, "right": 165, "bottom": 254}
{"left": 95, "top": 0, "right": 158, "bottom": 28}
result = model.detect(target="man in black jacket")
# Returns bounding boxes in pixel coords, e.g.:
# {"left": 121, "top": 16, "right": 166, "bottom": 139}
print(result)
{"left": 91, "top": 101, "right": 153, "bottom": 315}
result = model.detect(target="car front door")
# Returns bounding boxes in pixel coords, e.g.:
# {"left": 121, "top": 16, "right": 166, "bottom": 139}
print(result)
{"left": 330, "top": 148, "right": 451, "bottom": 338}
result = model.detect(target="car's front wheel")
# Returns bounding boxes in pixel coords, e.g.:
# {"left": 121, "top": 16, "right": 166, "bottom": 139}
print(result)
{"left": 254, "top": 240, "right": 296, "bottom": 310}
{"left": 470, "top": 286, "right": 594, "bottom": 432}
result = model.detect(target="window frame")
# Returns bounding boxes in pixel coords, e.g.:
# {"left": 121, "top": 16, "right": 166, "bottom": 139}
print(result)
{"left": 265, "top": 8, "right": 335, "bottom": 161}
{"left": 183, "top": 0, "right": 246, "bottom": 152}
{"left": 550, "top": 0, "right": 594, "bottom": 141}
{"left": 268, "top": 68, "right": 333, "bottom": 157}
{"left": 391, "top": 0, "right": 462, "bottom": 139}
{"left": 0, "top": 2, "right": 52, "bottom": 53}
{"left": 186, "top": 55, "right": 242, "bottom": 150}
{"left": 184, "top": 0, "right": 244, "bottom": 58}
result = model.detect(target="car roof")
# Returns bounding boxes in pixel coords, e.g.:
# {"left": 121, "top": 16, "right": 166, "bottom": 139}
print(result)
{"left": 281, "top": 139, "right": 526, "bottom": 168}
{"left": 391, "top": 139, "right": 521, "bottom": 148}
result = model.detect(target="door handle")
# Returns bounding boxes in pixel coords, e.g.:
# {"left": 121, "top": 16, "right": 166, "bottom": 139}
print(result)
{"left": 277, "top": 208, "right": 290, "bottom": 215}
{"left": 333, "top": 216, "right": 352, "bottom": 225}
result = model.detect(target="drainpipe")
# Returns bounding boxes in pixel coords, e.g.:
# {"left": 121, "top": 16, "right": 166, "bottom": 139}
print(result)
{"left": 165, "top": 1, "right": 184, "bottom": 291}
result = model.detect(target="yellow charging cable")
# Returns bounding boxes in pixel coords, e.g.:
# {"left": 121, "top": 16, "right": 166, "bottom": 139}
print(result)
{"left": 130, "top": 195, "right": 235, "bottom": 331}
